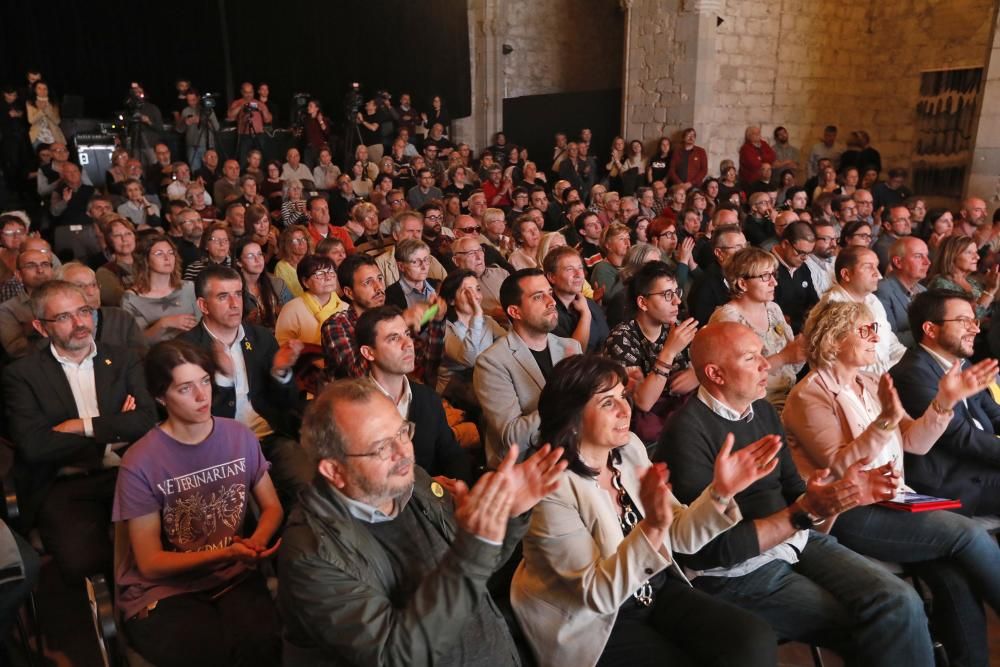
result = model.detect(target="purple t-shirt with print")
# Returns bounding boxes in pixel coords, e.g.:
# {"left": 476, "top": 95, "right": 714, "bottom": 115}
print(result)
{"left": 112, "top": 417, "right": 269, "bottom": 620}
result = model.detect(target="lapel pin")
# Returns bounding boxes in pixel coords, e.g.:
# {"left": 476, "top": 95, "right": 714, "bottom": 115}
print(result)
{"left": 430, "top": 481, "right": 445, "bottom": 498}
{"left": 244, "top": 341, "right": 253, "bottom": 352}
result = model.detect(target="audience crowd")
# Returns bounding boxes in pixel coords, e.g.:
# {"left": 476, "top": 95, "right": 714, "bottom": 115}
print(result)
{"left": 3, "top": 69, "right": 1000, "bottom": 666}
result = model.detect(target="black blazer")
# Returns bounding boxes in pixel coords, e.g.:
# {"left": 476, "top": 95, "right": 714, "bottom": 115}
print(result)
{"left": 408, "top": 381, "right": 472, "bottom": 484}
{"left": 890, "top": 345, "right": 1000, "bottom": 515}
{"left": 180, "top": 323, "right": 301, "bottom": 436}
{"left": 773, "top": 260, "right": 818, "bottom": 335}
{"left": 2, "top": 342, "right": 156, "bottom": 518}
{"left": 687, "top": 261, "right": 729, "bottom": 326}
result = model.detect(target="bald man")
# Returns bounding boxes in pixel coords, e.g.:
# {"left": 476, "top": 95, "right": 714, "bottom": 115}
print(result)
{"left": 875, "top": 236, "right": 929, "bottom": 348}
{"left": 957, "top": 197, "right": 988, "bottom": 245}
{"left": 0, "top": 248, "right": 54, "bottom": 358}
{"left": 58, "top": 262, "right": 145, "bottom": 354}
{"left": 656, "top": 322, "right": 934, "bottom": 664}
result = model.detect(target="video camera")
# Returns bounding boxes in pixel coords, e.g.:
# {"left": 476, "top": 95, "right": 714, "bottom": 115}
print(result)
{"left": 200, "top": 92, "right": 219, "bottom": 110}
{"left": 344, "top": 82, "right": 363, "bottom": 121}
{"left": 243, "top": 100, "right": 260, "bottom": 114}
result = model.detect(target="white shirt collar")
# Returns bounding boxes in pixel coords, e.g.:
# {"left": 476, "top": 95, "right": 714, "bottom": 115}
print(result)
{"left": 202, "top": 322, "right": 245, "bottom": 350}
{"left": 919, "top": 343, "right": 960, "bottom": 374}
{"left": 697, "top": 386, "right": 754, "bottom": 422}
{"left": 368, "top": 374, "right": 413, "bottom": 418}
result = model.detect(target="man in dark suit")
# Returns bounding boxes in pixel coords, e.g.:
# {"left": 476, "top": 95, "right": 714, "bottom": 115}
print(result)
{"left": 384, "top": 238, "right": 439, "bottom": 311}
{"left": 180, "top": 265, "right": 308, "bottom": 507}
{"left": 687, "top": 222, "right": 746, "bottom": 325}
{"left": 356, "top": 305, "right": 472, "bottom": 483}
{"left": 2, "top": 280, "right": 155, "bottom": 581}
{"left": 771, "top": 220, "right": 819, "bottom": 334}
{"left": 891, "top": 288, "right": 1000, "bottom": 516}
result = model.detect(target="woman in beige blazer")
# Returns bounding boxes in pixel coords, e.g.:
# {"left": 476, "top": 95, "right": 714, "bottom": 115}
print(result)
{"left": 511, "top": 354, "right": 779, "bottom": 667}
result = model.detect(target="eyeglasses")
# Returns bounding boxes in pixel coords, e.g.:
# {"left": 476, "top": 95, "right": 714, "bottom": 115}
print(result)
{"left": 242, "top": 252, "right": 264, "bottom": 260}
{"left": 850, "top": 233, "right": 873, "bottom": 241}
{"left": 935, "top": 317, "right": 981, "bottom": 331}
{"left": 453, "top": 247, "right": 484, "bottom": 257}
{"left": 815, "top": 235, "right": 840, "bottom": 243}
{"left": 21, "top": 261, "right": 53, "bottom": 271}
{"left": 657, "top": 231, "right": 678, "bottom": 239}
{"left": 457, "top": 226, "right": 481, "bottom": 234}
{"left": 290, "top": 237, "right": 309, "bottom": 245}
{"left": 209, "top": 237, "right": 229, "bottom": 245}
{"left": 787, "top": 245, "right": 812, "bottom": 257}
{"left": 856, "top": 322, "right": 879, "bottom": 340}
{"left": 311, "top": 269, "right": 337, "bottom": 280}
{"left": 644, "top": 288, "right": 683, "bottom": 301}
{"left": 424, "top": 214, "right": 443, "bottom": 222}
{"left": 1, "top": 229, "right": 25, "bottom": 237}
{"left": 745, "top": 271, "right": 777, "bottom": 283}
{"left": 151, "top": 249, "right": 176, "bottom": 258}
{"left": 39, "top": 305, "right": 95, "bottom": 324}
{"left": 344, "top": 421, "right": 415, "bottom": 461}
{"left": 404, "top": 257, "right": 431, "bottom": 267}
{"left": 718, "top": 244, "right": 748, "bottom": 252}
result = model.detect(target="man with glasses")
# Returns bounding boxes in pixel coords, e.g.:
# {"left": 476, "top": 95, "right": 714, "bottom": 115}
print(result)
{"left": 37, "top": 142, "right": 92, "bottom": 199}
{"left": 820, "top": 246, "right": 906, "bottom": 374}
{"left": 852, "top": 189, "right": 876, "bottom": 226}
{"left": 544, "top": 246, "right": 608, "bottom": 353}
{"left": 876, "top": 236, "right": 929, "bottom": 348}
{"left": 451, "top": 236, "right": 508, "bottom": 320}
{"left": 453, "top": 214, "right": 513, "bottom": 274}
{"left": 180, "top": 265, "right": 308, "bottom": 508}
{"left": 744, "top": 191, "right": 776, "bottom": 248}
{"left": 688, "top": 223, "right": 748, "bottom": 326}
{"left": 0, "top": 247, "right": 54, "bottom": 358}
{"left": 771, "top": 221, "right": 819, "bottom": 335}
{"left": 386, "top": 239, "right": 437, "bottom": 310}
{"left": 58, "top": 262, "right": 144, "bottom": 353}
{"left": 873, "top": 205, "right": 913, "bottom": 274}
{"left": 278, "top": 377, "right": 565, "bottom": 665}
{"left": 806, "top": 221, "right": 839, "bottom": 297}
{"left": 376, "top": 211, "right": 446, "bottom": 288}
{"left": 2, "top": 280, "right": 155, "bottom": 583}
{"left": 605, "top": 260, "right": 698, "bottom": 444}
{"left": 406, "top": 168, "right": 443, "bottom": 210}
{"left": 892, "top": 288, "right": 1000, "bottom": 516}
{"left": 356, "top": 305, "right": 471, "bottom": 483}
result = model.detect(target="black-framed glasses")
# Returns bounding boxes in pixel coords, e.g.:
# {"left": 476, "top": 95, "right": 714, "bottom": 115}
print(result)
{"left": 857, "top": 322, "right": 879, "bottom": 340}
{"left": 787, "top": 245, "right": 812, "bottom": 257}
{"left": 311, "top": 269, "right": 337, "bottom": 280}
{"left": 644, "top": 288, "right": 683, "bottom": 301}
{"left": 457, "top": 226, "right": 481, "bottom": 234}
{"left": 745, "top": 271, "right": 777, "bottom": 283}
{"left": 344, "top": 421, "right": 415, "bottom": 461}
{"left": 935, "top": 317, "right": 981, "bottom": 331}
{"left": 39, "top": 305, "right": 95, "bottom": 324}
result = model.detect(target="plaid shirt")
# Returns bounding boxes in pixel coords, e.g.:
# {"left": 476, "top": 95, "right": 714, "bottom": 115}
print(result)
{"left": 0, "top": 278, "right": 24, "bottom": 303}
{"left": 321, "top": 305, "right": 445, "bottom": 384}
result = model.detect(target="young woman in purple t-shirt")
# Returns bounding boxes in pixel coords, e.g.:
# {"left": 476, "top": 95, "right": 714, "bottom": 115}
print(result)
{"left": 112, "top": 340, "right": 283, "bottom": 667}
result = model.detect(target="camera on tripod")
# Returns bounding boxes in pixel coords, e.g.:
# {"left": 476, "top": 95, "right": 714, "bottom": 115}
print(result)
{"left": 200, "top": 92, "right": 218, "bottom": 110}
{"left": 243, "top": 100, "right": 259, "bottom": 113}
{"left": 124, "top": 82, "right": 145, "bottom": 122}
{"left": 344, "top": 82, "right": 363, "bottom": 121}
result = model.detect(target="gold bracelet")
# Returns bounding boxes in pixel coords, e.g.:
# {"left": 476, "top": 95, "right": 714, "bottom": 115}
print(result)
{"left": 930, "top": 398, "right": 954, "bottom": 416}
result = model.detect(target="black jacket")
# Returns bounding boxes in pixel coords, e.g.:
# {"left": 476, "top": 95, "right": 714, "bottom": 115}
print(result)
{"left": 408, "top": 381, "right": 472, "bottom": 483}
{"left": 891, "top": 346, "right": 1000, "bottom": 516}
{"left": 180, "top": 323, "right": 301, "bottom": 436}
{"left": 687, "top": 261, "right": 729, "bottom": 326}
{"left": 385, "top": 279, "right": 440, "bottom": 312}
{"left": 773, "top": 260, "right": 818, "bottom": 335}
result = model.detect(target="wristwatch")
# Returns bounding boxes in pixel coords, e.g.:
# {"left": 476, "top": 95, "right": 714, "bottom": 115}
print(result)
{"left": 790, "top": 510, "right": 824, "bottom": 530}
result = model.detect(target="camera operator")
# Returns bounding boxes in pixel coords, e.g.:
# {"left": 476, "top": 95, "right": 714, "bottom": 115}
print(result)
{"left": 128, "top": 82, "right": 165, "bottom": 166}
{"left": 355, "top": 98, "right": 387, "bottom": 162}
{"left": 301, "top": 99, "right": 332, "bottom": 168}
{"left": 227, "top": 82, "right": 271, "bottom": 165}
{"left": 375, "top": 91, "right": 398, "bottom": 155}
{"left": 177, "top": 88, "right": 219, "bottom": 171}
{"left": 257, "top": 83, "right": 277, "bottom": 128}
{"left": 171, "top": 78, "right": 191, "bottom": 125}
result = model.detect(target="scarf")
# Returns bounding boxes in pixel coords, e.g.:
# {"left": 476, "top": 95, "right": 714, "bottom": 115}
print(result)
{"left": 302, "top": 291, "right": 344, "bottom": 323}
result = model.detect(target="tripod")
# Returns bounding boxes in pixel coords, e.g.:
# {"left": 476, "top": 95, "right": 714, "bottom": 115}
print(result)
{"left": 343, "top": 116, "right": 364, "bottom": 169}
{"left": 235, "top": 108, "right": 261, "bottom": 167}
{"left": 191, "top": 105, "right": 214, "bottom": 171}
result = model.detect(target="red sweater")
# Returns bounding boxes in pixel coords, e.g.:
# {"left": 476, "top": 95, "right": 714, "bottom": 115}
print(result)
{"left": 738, "top": 141, "right": 776, "bottom": 185}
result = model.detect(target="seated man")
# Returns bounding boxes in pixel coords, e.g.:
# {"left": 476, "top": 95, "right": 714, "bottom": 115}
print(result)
{"left": 771, "top": 221, "right": 818, "bottom": 335}
{"left": 873, "top": 204, "right": 913, "bottom": 275}
{"left": 180, "top": 265, "right": 309, "bottom": 507}
{"left": 278, "top": 378, "right": 565, "bottom": 665}
{"left": 451, "top": 235, "right": 509, "bottom": 321}
{"left": 49, "top": 162, "right": 100, "bottom": 261}
{"left": 819, "top": 246, "right": 906, "bottom": 374}
{"left": 686, "top": 223, "right": 747, "bottom": 326}
{"left": 543, "top": 246, "right": 608, "bottom": 353}
{"left": 474, "top": 268, "right": 581, "bottom": 467}
{"left": 322, "top": 254, "right": 443, "bottom": 382}
{"left": 892, "top": 288, "right": 1000, "bottom": 516}
{"left": 0, "top": 247, "right": 54, "bottom": 359}
{"left": 58, "top": 262, "right": 145, "bottom": 354}
{"left": 657, "top": 322, "right": 934, "bottom": 664}
{"left": 605, "top": 261, "right": 698, "bottom": 445}
{"left": 2, "top": 281, "right": 156, "bottom": 581}
{"left": 804, "top": 220, "right": 838, "bottom": 297}
{"left": 875, "top": 236, "right": 929, "bottom": 348}
{"left": 385, "top": 239, "right": 438, "bottom": 310}
{"left": 357, "top": 305, "right": 472, "bottom": 483}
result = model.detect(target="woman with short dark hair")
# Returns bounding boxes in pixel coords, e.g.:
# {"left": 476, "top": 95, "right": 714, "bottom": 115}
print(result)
{"left": 274, "top": 254, "right": 346, "bottom": 346}
{"left": 113, "top": 339, "right": 282, "bottom": 667}
{"left": 512, "top": 354, "right": 778, "bottom": 667}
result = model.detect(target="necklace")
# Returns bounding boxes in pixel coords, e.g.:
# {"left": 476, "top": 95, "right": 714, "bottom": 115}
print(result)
{"left": 608, "top": 451, "right": 654, "bottom": 606}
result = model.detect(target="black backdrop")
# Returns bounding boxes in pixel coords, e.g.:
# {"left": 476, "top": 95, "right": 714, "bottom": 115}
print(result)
{"left": 0, "top": 0, "right": 471, "bottom": 123}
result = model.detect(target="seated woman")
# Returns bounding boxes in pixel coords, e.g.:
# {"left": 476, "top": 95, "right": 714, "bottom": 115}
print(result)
{"left": 782, "top": 300, "right": 1000, "bottom": 667}
{"left": 280, "top": 179, "right": 309, "bottom": 228}
{"left": 117, "top": 179, "right": 162, "bottom": 230}
{"left": 512, "top": 354, "right": 777, "bottom": 667}
{"left": 183, "top": 221, "right": 232, "bottom": 282}
{"left": 435, "top": 269, "right": 505, "bottom": 409}
{"left": 274, "top": 224, "right": 313, "bottom": 297}
{"left": 96, "top": 215, "right": 137, "bottom": 307}
{"left": 275, "top": 254, "right": 346, "bottom": 347}
{"left": 710, "top": 247, "right": 805, "bottom": 413}
{"left": 247, "top": 204, "right": 278, "bottom": 266}
{"left": 122, "top": 234, "right": 200, "bottom": 343}
{"left": 112, "top": 340, "right": 282, "bottom": 667}
{"left": 261, "top": 160, "right": 285, "bottom": 218}
{"left": 508, "top": 214, "right": 543, "bottom": 270}
{"left": 591, "top": 222, "right": 632, "bottom": 303}
{"left": 840, "top": 220, "right": 874, "bottom": 249}
{"left": 235, "top": 237, "right": 291, "bottom": 330}
{"left": 928, "top": 234, "right": 999, "bottom": 320}
{"left": 316, "top": 237, "right": 347, "bottom": 270}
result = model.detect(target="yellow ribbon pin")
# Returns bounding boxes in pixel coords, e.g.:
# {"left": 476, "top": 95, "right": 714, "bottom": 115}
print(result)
{"left": 430, "top": 481, "right": 445, "bottom": 498}
{"left": 104, "top": 358, "right": 112, "bottom": 365}
{"left": 244, "top": 341, "right": 253, "bottom": 352}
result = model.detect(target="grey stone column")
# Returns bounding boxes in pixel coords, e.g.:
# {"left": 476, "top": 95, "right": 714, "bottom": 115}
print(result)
{"left": 967, "top": 4, "right": 1000, "bottom": 216}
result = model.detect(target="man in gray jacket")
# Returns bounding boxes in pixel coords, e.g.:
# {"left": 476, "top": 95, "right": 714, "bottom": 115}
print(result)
{"left": 278, "top": 378, "right": 566, "bottom": 666}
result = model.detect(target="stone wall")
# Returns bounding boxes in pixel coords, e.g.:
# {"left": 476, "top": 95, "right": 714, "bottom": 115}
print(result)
{"left": 623, "top": 0, "right": 997, "bottom": 183}
{"left": 502, "top": 0, "right": 623, "bottom": 99}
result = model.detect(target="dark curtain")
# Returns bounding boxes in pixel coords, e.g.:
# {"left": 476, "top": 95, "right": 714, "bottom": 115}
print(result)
{"left": 0, "top": 0, "right": 470, "bottom": 122}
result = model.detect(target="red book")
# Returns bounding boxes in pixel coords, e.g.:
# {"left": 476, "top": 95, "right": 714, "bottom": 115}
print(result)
{"left": 878, "top": 492, "right": 962, "bottom": 513}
